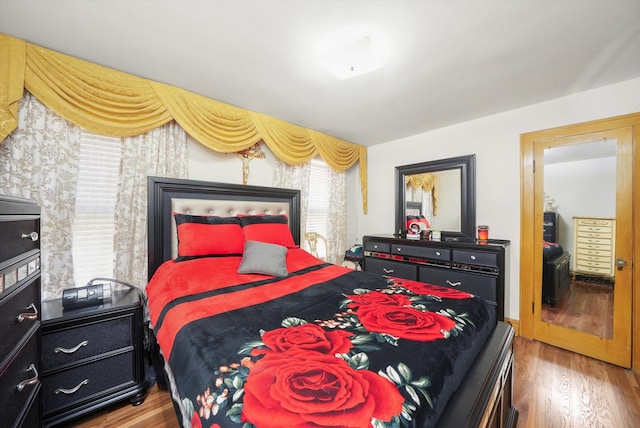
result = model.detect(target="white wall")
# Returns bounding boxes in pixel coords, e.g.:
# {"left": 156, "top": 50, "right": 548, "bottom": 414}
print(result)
{"left": 544, "top": 156, "right": 616, "bottom": 256}
{"left": 355, "top": 76, "right": 640, "bottom": 321}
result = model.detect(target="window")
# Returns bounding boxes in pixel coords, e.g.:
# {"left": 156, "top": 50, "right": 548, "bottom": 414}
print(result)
{"left": 305, "top": 158, "right": 330, "bottom": 259}
{"left": 71, "top": 131, "right": 122, "bottom": 286}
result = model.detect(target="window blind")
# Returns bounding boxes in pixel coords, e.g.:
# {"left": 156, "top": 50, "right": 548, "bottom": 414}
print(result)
{"left": 71, "top": 131, "right": 122, "bottom": 286}
{"left": 306, "top": 158, "right": 330, "bottom": 259}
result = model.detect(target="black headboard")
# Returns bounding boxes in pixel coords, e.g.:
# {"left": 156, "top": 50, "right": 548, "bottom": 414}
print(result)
{"left": 147, "top": 176, "right": 301, "bottom": 281}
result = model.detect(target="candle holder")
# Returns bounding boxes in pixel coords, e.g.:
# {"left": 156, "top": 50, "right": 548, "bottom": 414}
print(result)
{"left": 477, "top": 225, "right": 489, "bottom": 241}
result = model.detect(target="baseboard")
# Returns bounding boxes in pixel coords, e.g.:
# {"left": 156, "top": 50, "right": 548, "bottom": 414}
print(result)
{"left": 504, "top": 317, "right": 520, "bottom": 336}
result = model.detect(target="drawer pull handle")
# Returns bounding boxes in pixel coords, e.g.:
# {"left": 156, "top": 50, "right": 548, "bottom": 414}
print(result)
{"left": 21, "top": 232, "right": 39, "bottom": 241}
{"left": 446, "top": 280, "right": 462, "bottom": 287}
{"left": 396, "top": 247, "right": 402, "bottom": 252}
{"left": 54, "top": 340, "right": 89, "bottom": 354}
{"left": 383, "top": 268, "right": 394, "bottom": 274}
{"left": 16, "top": 364, "right": 39, "bottom": 392}
{"left": 17, "top": 303, "right": 38, "bottom": 322}
{"left": 470, "top": 255, "right": 476, "bottom": 260}
{"left": 55, "top": 379, "right": 89, "bottom": 395}
{"left": 435, "top": 251, "right": 441, "bottom": 256}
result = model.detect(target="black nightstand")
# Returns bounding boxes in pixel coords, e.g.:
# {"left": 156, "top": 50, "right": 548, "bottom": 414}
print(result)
{"left": 40, "top": 289, "right": 148, "bottom": 427}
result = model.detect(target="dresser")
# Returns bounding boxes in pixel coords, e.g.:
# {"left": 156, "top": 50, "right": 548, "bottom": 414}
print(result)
{"left": 572, "top": 216, "right": 616, "bottom": 279}
{"left": 363, "top": 235, "right": 509, "bottom": 321}
{"left": 543, "top": 212, "right": 559, "bottom": 242}
{"left": 41, "top": 290, "right": 148, "bottom": 427}
{"left": 0, "top": 195, "right": 42, "bottom": 428}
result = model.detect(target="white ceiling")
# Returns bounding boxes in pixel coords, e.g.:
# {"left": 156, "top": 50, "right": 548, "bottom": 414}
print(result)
{"left": 2, "top": 0, "right": 640, "bottom": 147}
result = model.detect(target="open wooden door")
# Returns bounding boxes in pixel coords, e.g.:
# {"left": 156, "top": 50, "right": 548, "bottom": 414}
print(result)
{"left": 520, "top": 115, "right": 636, "bottom": 368}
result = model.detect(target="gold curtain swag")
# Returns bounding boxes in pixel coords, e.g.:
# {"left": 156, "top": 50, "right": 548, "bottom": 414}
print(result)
{"left": 405, "top": 173, "right": 438, "bottom": 215}
{"left": 0, "top": 33, "right": 368, "bottom": 213}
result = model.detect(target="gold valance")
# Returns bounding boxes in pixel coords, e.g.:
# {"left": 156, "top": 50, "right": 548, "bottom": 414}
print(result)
{"left": 0, "top": 33, "right": 368, "bottom": 213}
{"left": 405, "top": 173, "right": 438, "bottom": 214}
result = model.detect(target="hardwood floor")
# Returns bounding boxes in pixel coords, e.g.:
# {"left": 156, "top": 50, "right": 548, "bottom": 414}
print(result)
{"left": 541, "top": 278, "right": 614, "bottom": 338}
{"left": 64, "top": 337, "right": 640, "bottom": 428}
{"left": 513, "top": 336, "right": 640, "bottom": 428}
{"left": 68, "top": 384, "right": 178, "bottom": 428}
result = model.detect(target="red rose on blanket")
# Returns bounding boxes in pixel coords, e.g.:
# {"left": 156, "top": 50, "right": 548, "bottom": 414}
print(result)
{"left": 346, "top": 291, "right": 411, "bottom": 308}
{"left": 403, "top": 282, "right": 472, "bottom": 299}
{"left": 357, "top": 305, "right": 456, "bottom": 342}
{"left": 254, "top": 324, "right": 354, "bottom": 356}
{"left": 241, "top": 352, "right": 404, "bottom": 428}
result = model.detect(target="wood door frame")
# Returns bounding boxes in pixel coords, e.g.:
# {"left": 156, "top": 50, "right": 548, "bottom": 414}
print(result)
{"left": 519, "top": 112, "right": 640, "bottom": 371}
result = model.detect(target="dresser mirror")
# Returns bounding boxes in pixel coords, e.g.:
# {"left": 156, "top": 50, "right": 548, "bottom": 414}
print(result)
{"left": 395, "top": 154, "right": 476, "bottom": 239}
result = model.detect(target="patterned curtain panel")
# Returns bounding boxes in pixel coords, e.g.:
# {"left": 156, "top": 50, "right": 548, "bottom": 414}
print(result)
{"left": 113, "top": 122, "right": 188, "bottom": 288}
{"left": 0, "top": 92, "right": 81, "bottom": 299}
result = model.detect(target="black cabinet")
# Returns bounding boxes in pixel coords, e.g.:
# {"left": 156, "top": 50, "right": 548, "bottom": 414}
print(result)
{"left": 0, "top": 195, "right": 42, "bottom": 428}
{"left": 41, "top": 290, "right": 148, "bottom": 427}
{"left": 363, "top": 235, "right": 509, "bottom": 321}
{"left": 543, "top": 212, "right": 558, "bottom": 242}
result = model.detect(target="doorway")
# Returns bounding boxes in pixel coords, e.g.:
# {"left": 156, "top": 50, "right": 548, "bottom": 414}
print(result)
{"left": 520, "top": 113, "right": 640, "bottom": 369}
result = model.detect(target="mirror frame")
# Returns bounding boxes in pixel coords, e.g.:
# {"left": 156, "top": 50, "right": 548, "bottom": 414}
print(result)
{"left": 395, "top": 154, "right": 476, "bottom": 239}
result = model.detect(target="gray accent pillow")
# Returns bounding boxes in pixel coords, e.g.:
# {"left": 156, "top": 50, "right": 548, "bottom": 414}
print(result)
{"left": 237, "top": 240, "right": 289, "bottom": 277}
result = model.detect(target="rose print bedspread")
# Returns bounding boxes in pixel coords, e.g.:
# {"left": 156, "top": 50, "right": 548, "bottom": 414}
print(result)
{"left": 147, "top": 249, "right": 497, "bottom": 428}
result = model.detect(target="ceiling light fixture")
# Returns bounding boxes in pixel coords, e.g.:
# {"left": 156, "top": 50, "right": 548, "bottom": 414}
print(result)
{"left": 317, "top": 30, "right": 384, "bottom": 80}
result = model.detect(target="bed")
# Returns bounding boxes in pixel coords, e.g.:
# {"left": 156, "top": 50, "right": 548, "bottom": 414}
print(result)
{"left": 146, "top": 176, "right": 517, "bottom": 428}
{"left": 542, "top": 242, "right": 571, "bottom": 307}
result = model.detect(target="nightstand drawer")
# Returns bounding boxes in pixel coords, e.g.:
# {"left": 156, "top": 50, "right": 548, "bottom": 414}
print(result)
{"left": 0, "top": 331, "right": 40, "bottom": 428}
{"left": 42, "top": 315, "right": 134, "bottom": 371}
{"left": 42, "top": 351, "right": 135, "bottom": 415}
{"left": 0, "top": 280, "right": 40, "bottom": 364}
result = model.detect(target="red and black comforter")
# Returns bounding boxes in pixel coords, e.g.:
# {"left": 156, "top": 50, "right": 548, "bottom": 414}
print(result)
{"left": 147, "top": 249, "right": 496, "bottom": 428}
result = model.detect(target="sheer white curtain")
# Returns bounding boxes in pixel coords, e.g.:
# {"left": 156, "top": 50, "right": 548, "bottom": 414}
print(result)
{"left": 113, "top": 121, "right": 188, "bottom": 288}
{"left": 273, "top": 157, "right": 347, "bottom": 265}
{"left": 0, "top": 92, "right": 81, "bottom": 299}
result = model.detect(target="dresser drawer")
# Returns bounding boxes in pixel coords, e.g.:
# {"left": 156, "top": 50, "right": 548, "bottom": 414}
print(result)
{"left": 0, "top": 330, "right": 40, "bottom": 428}
{"left": 576, "top": 259, "right": 612, "bottom": 270}
{"left": 42, "top": 351, "right": 135, "bottom": 415}
{"left": 576, "top": 218, "right": 613, "bottom": 227}
{"left": 365, "top": 257, "right": 417, "bottom": 280}
{"left": 363, "top": 241, "right": 390, "bottom": 253}
{"left": 576, "top": 243, "right": 612, "bottom": 254}
{"left": 419, "top": 266, "right": 497, "bottom": 304}
{"left": 575, "top": 264, "right": 612, "bottom": 275}
{"left": 42, "top": 315, "right": 134, "bottom": 371}
{"left": 0, "top": 280, "right": 40, "bottom": 363}
{"left": 576, "top": 253, "right": 611, "bottom": 264}
{"left": 18, "top": 386, "right": 42, "bottom": 428}
{"left": 452, "top": 249, "right": 498, "bottom": 267}
{"left": 576, "top": 230, "right": 612, "bottom": 240}
{"left": 0, "top": 218, "right": 40, "bottom": 263}
{"left": 576, "top": 235, "right": 611, "bottom": 245}
{"left": 391, "top": 244, "right": 450, "bottom": 261}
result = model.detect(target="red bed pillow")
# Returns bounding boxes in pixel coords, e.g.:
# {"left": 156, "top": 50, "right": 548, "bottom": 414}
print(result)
{"left": 238, "top": 214, "right": 297, "bottom": 248}
{"left": 174, "top": 214, "right": 244, "bottom": 260}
